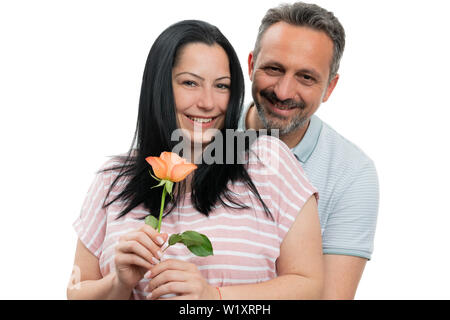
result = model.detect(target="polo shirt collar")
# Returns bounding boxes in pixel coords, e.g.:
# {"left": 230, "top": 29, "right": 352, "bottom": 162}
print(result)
{"left": 291, "top": 114, "right": 323, "bottom": 164}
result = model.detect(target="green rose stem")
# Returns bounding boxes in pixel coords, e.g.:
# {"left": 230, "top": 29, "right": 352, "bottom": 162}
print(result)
{"left": 157, "top": 187, "right": 166, "bottom": 233}
{"left": 144, "top": 165, "right": 212, "bottom": 257}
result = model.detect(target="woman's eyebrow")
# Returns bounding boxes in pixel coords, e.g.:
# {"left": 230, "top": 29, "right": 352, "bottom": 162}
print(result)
{"left": 174, "top": 72, "right": 204, "bottom": 81}
{"left": 175, "top": 72, "right": 231, "bottom": 81}
{"left": 216, "top": 76, "right": 231, "bottom": 81}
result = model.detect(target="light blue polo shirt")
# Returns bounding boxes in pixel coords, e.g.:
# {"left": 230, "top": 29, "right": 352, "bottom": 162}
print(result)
{"left": 239, "top": 104, "right": 379, "bottom": 260}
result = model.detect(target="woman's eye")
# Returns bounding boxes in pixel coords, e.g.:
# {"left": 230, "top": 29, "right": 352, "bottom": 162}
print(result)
{"left": 183, "top": 80, "right": 197, "bottom": 87}
{"left": 216, "top": 83, "right": 230, "bottom": 90}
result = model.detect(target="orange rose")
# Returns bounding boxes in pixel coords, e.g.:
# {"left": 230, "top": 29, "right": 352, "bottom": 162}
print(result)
{"left": 145, "top": 152, "right": 197, "bottom": 233}
{"left": 144, "top": 152, "right": 212, "bottom": 256}
{"left": 146, "top": 152, "right": 197, "bottom": 183}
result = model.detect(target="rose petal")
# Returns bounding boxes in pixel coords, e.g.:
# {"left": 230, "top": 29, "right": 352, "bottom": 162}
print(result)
{"left": 145, "top": 156, "right": 168, "bottom": 180}
{"left": 160, "top": 152, "right": 186, "bottom": 179}
{"left": 170, "top": 163, "right": 198, "bottom": 182}
{"left": 160, "top": 152, "right": 186, "bottom": 165}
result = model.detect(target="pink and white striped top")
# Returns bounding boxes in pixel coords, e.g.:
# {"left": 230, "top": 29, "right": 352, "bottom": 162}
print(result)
{"left": 73, "top": 135, "right": 318, "bottom": 300}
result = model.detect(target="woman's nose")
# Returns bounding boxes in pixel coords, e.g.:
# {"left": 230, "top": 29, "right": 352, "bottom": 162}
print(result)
{"left": 197, "top": 88, "right": 215, "bottom": 110}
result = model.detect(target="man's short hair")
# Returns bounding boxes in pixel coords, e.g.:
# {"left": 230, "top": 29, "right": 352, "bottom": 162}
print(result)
{"left": 253, "top": 2, "right": 346, "bottom": 81}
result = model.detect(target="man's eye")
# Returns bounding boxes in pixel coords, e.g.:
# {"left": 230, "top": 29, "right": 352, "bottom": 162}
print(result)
{"left": 301, "top": 74, "right": 315, "bottom": 84}
{"left": 264, "top": 66, "right": 282, "bottom": 74}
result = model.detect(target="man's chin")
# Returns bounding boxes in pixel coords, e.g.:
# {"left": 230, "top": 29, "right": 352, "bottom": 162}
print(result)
{"left": 264, "top": 118, "right": 288, "bottom": 131}
{"left": 263, "top": 113, "right": 308, "bottom": 135}
{"left": 260, "top": 109, "right": 295, "bottom": 129}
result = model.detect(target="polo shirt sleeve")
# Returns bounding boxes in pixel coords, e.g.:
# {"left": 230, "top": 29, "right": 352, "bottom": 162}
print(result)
{"left": 321, "top": 158, "right": 379, "bottom": 260}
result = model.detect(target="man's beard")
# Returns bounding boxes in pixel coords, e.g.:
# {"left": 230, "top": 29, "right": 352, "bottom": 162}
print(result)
{"left": 255, "top": 89, "right": 309, "bottom": 135}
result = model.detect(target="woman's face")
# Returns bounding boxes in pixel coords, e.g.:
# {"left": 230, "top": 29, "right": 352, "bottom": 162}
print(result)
{"left": 172, "top": 42, "right": 230, "bottom": 145}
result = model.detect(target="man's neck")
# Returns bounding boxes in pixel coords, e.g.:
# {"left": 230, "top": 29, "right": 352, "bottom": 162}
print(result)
{"left": 246, "top": 103, "right": 310, "bottom": 149}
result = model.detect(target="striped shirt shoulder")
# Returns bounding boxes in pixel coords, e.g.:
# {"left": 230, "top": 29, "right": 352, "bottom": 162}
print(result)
{"left": 72, "top": 157, "right": 126, "bottom": 257}
{"left": 246, "top": 135, "right": 318, "bottom": 236}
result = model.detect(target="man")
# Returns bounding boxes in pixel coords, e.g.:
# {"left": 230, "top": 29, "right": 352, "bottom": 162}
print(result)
{"left": 239, "top": 2, "right": 379, "bottom": 299}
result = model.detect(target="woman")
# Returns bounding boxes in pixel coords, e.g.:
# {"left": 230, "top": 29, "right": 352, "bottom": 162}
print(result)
{"left": 67, "top": 20, "right": 323, "bottom": 300}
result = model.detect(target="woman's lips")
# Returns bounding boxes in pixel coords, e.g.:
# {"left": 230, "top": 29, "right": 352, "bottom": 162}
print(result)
{"left": 185, "top": 115, "right": 217, "bottom": 128}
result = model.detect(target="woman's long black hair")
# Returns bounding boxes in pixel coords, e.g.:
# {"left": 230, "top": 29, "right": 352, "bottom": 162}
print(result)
{"left": 101, "top": 20, "right": 271, "bottom": 220}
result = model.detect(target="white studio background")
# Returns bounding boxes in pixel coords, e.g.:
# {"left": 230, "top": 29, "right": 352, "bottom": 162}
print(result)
{"left": 0, "top": 0, "right": 449, "bottom": 299}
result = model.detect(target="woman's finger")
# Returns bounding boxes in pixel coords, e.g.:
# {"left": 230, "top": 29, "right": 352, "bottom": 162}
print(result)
{"left": 150, "top": 259, "right": 195, "bottom": 278}
{"left": 138, "top": 224, "right": 168, "bottom": 247}
{"left": 145, "top": 269, "right": 188, "bottom": 292}
{"left": 115, "top": 239, "right": 159, "bottom": 265}
{"left": 119, "top": 231, "right": 164, "bottom": 262}
{"left": 114, "top": 252, "right": 154, "bottom": 271}
{"left": 146, "top": 281, "right": 191, "bottom": 300}
{"left": 157, "top": 294, "right": 193, "bottom": 300}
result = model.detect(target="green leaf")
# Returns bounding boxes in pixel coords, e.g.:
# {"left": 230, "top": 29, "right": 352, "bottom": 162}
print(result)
{"left": 180, "top": 231, "right": 205, "bottom": 246}
{"left": 182, "top": 231, "right": 214, "bottom": 257}
{"left": 186, "top": 233, "right": 213, "bottom": 257}
{"left": 168, "top": 232, "right": 201, "bottom": 247}
{"left": 168, "top": 233, "right": 183, "bottom": 246}
{"left": 144, "top": 215, "right": 158, "bottom": 230}
{"left": 165, "top": 231, "right": 213, "bottom": 257}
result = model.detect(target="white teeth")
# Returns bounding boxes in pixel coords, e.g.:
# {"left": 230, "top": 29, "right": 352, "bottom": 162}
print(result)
{"left": 188, "top": 116, "right": 213, "bottom": 123}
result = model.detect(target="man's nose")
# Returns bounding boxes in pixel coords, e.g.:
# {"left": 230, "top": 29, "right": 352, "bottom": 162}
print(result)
{"left": 273, "top": 76, "right": 297, "bottom": 102}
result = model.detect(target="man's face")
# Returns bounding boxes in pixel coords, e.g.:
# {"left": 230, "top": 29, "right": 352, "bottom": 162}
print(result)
{"left": 249, "top": 22, "right": 338, "bottom": 135}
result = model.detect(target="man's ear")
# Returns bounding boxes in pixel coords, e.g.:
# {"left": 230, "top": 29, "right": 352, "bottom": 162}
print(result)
{"left": 248, "top": 51, "right": 254, "bottom": 81}
{"left": 322, "top": 73, "right": 339, "bottom": 103}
